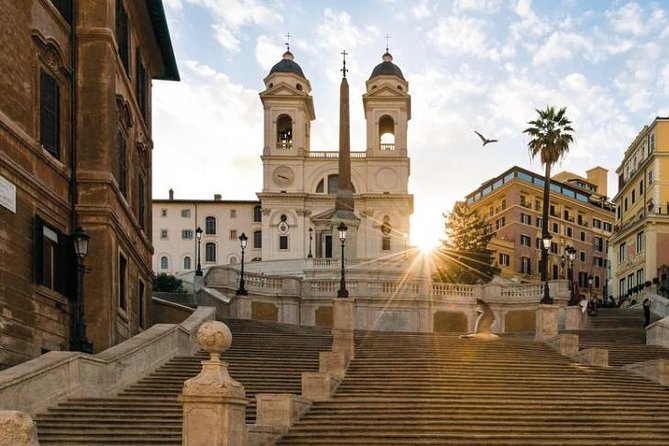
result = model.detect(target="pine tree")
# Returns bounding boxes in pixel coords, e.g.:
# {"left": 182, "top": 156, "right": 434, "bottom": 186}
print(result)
{"left": 434, "top": 201, "right": 499, "bottom": 284}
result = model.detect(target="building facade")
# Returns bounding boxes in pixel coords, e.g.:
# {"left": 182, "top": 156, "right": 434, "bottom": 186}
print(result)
{"left": 465, "top": 166, "right": 615, "bottom": 297}
{"left": 152, "top": 49, "right": 414, "bottom": 273}
{"left": 0, "top": 0, "right": 178, "bottom": 368}
{"left": 152, "top": 193, "right": 262, "bottom": 275}
{"left": 610, "top": 118, "right": 669, "bottom": 301}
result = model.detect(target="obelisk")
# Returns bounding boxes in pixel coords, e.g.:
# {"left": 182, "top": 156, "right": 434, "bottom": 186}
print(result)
{"left": 332, "top": 50, "right": 359, "bottom": 257}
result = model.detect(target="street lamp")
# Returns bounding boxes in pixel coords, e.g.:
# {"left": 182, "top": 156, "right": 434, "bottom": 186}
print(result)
{"left": 70, "top": 226, "right": 92, "bottom": 353}
{"left": 541, "top": 231, "right": 553, "bottom": 304}
{"left": 337, "top": 222, "right": 348, "bottom": 298}
{"left": 195, "top": 227, "right": 203, "bottom": 276}
{"left": 236, "top": 232, "right": 248, "bottom": 295}
{"left": 565, "top": 246, "right": 577, "bottom": 305}
{"left": 308, "top": 227, "right": 313, "bottom": 259}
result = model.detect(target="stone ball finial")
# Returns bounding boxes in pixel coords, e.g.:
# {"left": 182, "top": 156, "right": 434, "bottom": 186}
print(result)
{"left": 196, "top": 321, "right": 232, "bottom": 357}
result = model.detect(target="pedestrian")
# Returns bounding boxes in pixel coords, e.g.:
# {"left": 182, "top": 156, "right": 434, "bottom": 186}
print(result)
{"left": 643, "top": 298, "right": 651, "bottom": 327}
{"left": 579, "top": 295, "right": 588, "bottom": 314}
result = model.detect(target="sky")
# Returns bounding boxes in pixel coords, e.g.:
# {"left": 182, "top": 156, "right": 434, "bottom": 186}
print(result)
{"left": 152, "top": 0, "right": 669, "bottom": 250}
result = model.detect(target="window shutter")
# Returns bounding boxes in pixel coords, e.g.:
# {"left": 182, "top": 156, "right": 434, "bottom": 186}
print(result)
{"left": 118, "top": 132, "right": 127, "bottom": 196}
{"left": 55, "top": 232, "right": 76, "bottom": 298}
{"left": 115, "top": 0, "right": 129, "bottom": 74}
{"left": 40, "top": 70, "right": 59, "bottom": 158}
{"left": 50, "top": 0, "right": 72, "bottom": 24}
{"left": 34, "top": 216, "right": 44, "bottom": 284}
{"left": 138, "top": 175, "right": 145, "bottom": 229}
{"left": 135, "top": 51, "right": 147, "bottom": 121}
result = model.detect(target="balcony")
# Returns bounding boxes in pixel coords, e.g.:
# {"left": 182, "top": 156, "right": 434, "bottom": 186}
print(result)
{"left": 380, "top": 143, "right": 395, "bottom": 151}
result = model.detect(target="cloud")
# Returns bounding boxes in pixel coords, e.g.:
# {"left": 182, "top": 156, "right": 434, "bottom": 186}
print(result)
{"left": 152, "top": 61, "right": 263, "bottom": 199}
{"left": 606, "top": 2, "right": 666, "bottom": 36}
{"left": 412, "top": 2, "right": 432, "bottom": 19}
{"left": 429, "top": 16, "right": 499, "bottom": 59}
{"left": 255, "top": 35, "right": 284, "bottom": 71}
{"left": 532, "top": 31, "right": 595, "bottom": 65}
{"left": 453, "top": 0, "right": 503, "bottom": 14}
{"left": 515, "top": 0, "right": 532, "bottom": 18}
{"left": 183, "top": 0, "right": 283, "bottom": 52}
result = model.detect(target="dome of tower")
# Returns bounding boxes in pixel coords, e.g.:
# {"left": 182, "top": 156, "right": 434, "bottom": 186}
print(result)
{"left": 268, "top": 50, "right": 306, "bottom": 79}
{"left": 369, "top": 51, "right": 405, "bottom": 80}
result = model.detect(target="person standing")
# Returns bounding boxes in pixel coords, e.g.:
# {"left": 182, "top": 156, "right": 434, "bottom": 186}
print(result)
{"left": 643, "top": 298, "right": 651, "bottom": 327}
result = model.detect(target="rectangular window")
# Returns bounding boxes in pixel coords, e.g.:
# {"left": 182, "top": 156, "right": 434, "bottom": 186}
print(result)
{"left": 579, "top": 271, "right": 588, "bottom": 288}
{"left": 229, "top": 229, "right": 237, "bottom": 240}
{"left": 520, "top": 234, "right": 531, "bottom": 246}
{"left": 520, "top": 257, "right": 531, "bottom": 274}
{"left": 580, "top": 231, "right": 586, "bottom": 242}
{"left": 552, "top": 222, "right": 559, "bottom": 233}
{"left": 594, "top": 275, "right": 600, "bottom": 289}
{"left": 639, "top": 180, "right": 644, "bottom": 194}
{"left": 119, "top": 254, "right": 127, "bottom": 311}
{"left": 495, "top": 217, "right": 505, "bottom": 230}
{"left": 521, "top": 213, "right": 531, "bottom": 225}
{"left": 550, "top": 204, "right": 557, "bottom": 217}
{"left": 636, "top": 231, "right": 644, "bottom": 253}
{"left": 138, "top": 280, "right": 145, "bottom": 329}
{"left": 254, "top": 231, "right": 262, "bottom": 249}
{"left": 34, "top": 218, "right": 73, "bottom": 297}
{"left": 205, "top": 243, "right": 216, "bottom": 262}
{"left": 592, "top": 218, "right": 601, "bottom": 229}
{"left": 182, "top": 229, "right": 193, "bottom": 239}
{"left": 135, "top": 50, "right": 148, "bottom": 121}
{"left": 279, "top": 235, "right": 288, "bottom": 250}
{"left": 230, "top": 209, "right": 237, "bottom": 218}
{"left": 637, "top": 269, "right": 645, "bottom": 288}
{"left": 535, "top": 238, "right": 541, "bottom": 250}
{"left": 632, "top": 189, "right": 636, "bottom": 204}
{"left": 603, "top": 222, "right": 612, "bottom": 232}
{"left": 138, "top": 175, "right": 145, "bottom": 229}
{"left": 619, "top": 278, "right": 626, "bottom": 298}
{"left": 161, "top": 209, "right": 167, "bottom": 217}
{"left": 50, "top": 0, "right": 73, "bottom": 23}
{"left": 619, "top": 242, "right": 626, "bottom": 262}
{"left": 382, "top": 236, "right": 391, "bottom": 251}
{"left": 580, "top": 251, "right": 586, "bottom": 262}
{"left": 594, "top": 256, "right": 604, "bottom": 267}
{"left": 115, "top": 0, "right": 129, "bottom": 75}
{"left": 117, "top": 132, "right": 127, "bottom": 196}
{"left": 624, "top": 197, "right": 628, "bottom": 212}
{"left": 536, "top": 217, "right": 543, "bottom": 228}
{"left": 550, "top": 242, "right": 558, "bottom": 254}
{"left": 160, "top": 229, "right": 168, "bottom": 239}
{"left": 181, "top": 209, "right": 191, "bottom": 218}
{"left": 566, "top": 227, "right": 573, "bottom": 238}
{"left": 594, "top": 236, "right": 603, "bottom": 252}
{"left": 40, "top": 70, "right": 60, "bottom": 158}
{"left": 499, "top": 253, "right": 510, "bottom": 266}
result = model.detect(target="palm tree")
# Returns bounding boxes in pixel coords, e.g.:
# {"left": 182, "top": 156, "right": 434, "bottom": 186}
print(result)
{"left": 523, "top": 106, "right": 574, "bottom": 304}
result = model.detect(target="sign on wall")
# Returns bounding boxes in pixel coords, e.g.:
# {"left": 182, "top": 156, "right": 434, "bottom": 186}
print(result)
{"left": 0, "top": 174, "right": 16, "bottom": 213}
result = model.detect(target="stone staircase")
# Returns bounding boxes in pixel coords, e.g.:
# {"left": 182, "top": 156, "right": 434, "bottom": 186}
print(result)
{"left": 277, "top": 330, "right": 669, "bottom": 445}
{"left": 34, "top": 319, "right": 330, "bottom": 445}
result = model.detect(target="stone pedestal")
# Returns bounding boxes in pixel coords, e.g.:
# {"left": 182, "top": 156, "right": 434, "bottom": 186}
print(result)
{"left": 535, "top": 305, "right": 559, "bottom": 341}
{"left": 301, "top": 372, "right": 340, "bottom": 401}
{"left": 193, "top": 275, "right": 205, "bottom": 292}
{"left": 179, "top": 321, "right": 248, "bottom": 446}
{"left": 236, "top": 297, "right": 252, "bottom": 320}
{"left": 573, "top": 348, "right": 608, "bottom": 367}
{"left": 0, "top": 411, "right": 39, "bottom": 446}
{"left": 319, "top": 351, "right": 347, "bottom": 380}
{"left": 624, "top": 359, "right": 669, "bottom": 386}
{"left": 332, "top": 298, "right": 355, "bottom": 361}
{"left": 255, "top": 394, "right": 311, "bottom": 430}
{"left": 564, "top": 306, "right": 585, "bottom": 331}
{"left": 546, "top": 333, "right": 579, "bottom": 356}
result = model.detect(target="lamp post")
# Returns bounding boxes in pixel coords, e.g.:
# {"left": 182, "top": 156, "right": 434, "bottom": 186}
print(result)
{"left": 195, "top": 227, "right": 203, "bottom": 276}
{"left": 541, "top": 231, "right": 553, "bottom": 304}
{"left": 308, "top": 227, "right": 313, "bottom": 259}
{"left": 565, "top": 246, "right": 577, "bottom": 306}
{"left": 236, "top": 232, "right": 248, "bottom": 295}
{"left": 70, "top": 226, "right": 92, "bottom": 353}
{"left": 337, "top": 222, "right": 348, "bottom": 298}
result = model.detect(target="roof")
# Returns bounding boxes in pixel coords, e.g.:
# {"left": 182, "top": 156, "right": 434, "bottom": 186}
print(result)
{"left": 153, "top": 199, "right": 260, "bottom": 205}
{"left": 369, "top": 52, "right": 405, "bottom": 81}
{"left": 146, "top": 0, "right": 180, "bottom": 81}
{"left": 268, "top": 51, "right": 306, "bottom": 79}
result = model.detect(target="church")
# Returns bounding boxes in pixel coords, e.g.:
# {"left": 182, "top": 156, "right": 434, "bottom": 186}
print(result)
{"left": 153, "top": 47, "right": 414, "bottom": 273}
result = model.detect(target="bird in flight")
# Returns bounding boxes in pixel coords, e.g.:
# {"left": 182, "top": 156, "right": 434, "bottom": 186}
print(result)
{"left": 474, "top": 131, "right": 498, "bottom": 146}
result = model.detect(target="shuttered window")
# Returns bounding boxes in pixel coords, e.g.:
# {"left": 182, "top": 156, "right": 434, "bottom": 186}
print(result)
{"left": 118, "top": 132, "right": 127, "bottom": 196}
{"left": 138, "top": 175, "right": 145, "bottom": 228}
{"left": 119, "top": 254, "right": 127, "bottom": 311}
{"left": 40, "top": 70, "right": 59, "bottom": 158}
{"left": 136, "top": 51, "right": 148, "bottom": 121}
{"left": 115, "top": 0, "right": 129, "bottom": 75}
{"left": 34, "top": 216, "right": 75, "bottom": 298}
{"left": 50, "top": 0, "right": 72, "bottom": 24}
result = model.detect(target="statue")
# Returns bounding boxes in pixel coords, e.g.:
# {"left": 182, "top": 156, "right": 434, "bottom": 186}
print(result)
{"left": 460, "top": 299, "right": 498, "bottom": 339}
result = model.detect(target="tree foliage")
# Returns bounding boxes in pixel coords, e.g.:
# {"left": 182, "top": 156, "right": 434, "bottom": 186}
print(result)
{"left": 153, "top": 273, "right": 185, "bottom": 293}
{"left": 434, "top": 202, "right": 498, "bottom": 284}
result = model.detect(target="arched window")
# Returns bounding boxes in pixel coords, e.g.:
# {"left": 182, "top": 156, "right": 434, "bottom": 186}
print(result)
{"left": 183, "top": 256, "right": 192, "bottom": 270}
{"left": 379, "top": 115, "right": 395, "bottom": 151}
{"left": 160, "top": 256, "right": 168, "bottom": 270}
{"left": 205, "top": 242, "right": 216, "bottom": 262}
{"left": 277, "top": 114, "right": 292, "bottom": 150}
{"left": 381, "top": 216, "right": 392, "bottom": 251}
{"left": 316, "top": 179, "right": 324, "bottom": 193}
{"left": 253, "top": 205, "right": 262, "bottom": 222}
{"left": 230, "top": 256, "right": 238, "bottom": 265}
{"left": 327, "top": 174, "right": 339, "bottom": 194}
{"left": 254, "top": 230, "right": 262, "bottom": 248}
{"left": 205, "top": 216, "right": 216, "bottom": 235}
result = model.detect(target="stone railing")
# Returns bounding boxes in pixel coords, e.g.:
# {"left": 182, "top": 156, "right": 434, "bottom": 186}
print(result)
{"left": 0, "top": 307, "right": 215, "bottom": 416}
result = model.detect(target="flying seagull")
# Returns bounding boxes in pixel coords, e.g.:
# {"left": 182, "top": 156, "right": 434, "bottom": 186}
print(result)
{"left": 474, "top": 131, "right": 498, "bottom": 146}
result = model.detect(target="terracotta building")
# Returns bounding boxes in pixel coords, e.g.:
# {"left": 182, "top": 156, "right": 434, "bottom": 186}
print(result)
{"left": 609, "top": 118, "right": 669, "bottom": 301}
{"left": 0, "top": 0, "right": 178, "bottom": 369}
{"left": 464, "top": 166, "right": 615, "bottom": 297}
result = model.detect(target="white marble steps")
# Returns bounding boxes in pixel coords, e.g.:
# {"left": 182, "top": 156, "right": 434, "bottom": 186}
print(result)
{"left": 35, "top": 320, "right": 330, "bottom": 445}
{"left": 277, "top": 332, "right": 669, "bottom": 446}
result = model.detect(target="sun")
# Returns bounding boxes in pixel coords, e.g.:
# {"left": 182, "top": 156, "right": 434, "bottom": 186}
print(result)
{"left": 409, "top": 212, "right": 443, "bottom": 254}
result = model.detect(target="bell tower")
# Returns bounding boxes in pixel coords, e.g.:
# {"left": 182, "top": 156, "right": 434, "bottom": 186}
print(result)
{"left": 259, "top": 49, "right": 315, "bottom": 158}
{"left": 362, "top": 51, "right": 411, "bottom": 157}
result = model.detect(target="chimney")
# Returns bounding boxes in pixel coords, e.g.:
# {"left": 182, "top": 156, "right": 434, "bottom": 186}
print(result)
{"left": 169, "top": 188, "right": 174, "bottom": 200}
{"left": 214, "top": 194, "right": 222, "bottom": 201}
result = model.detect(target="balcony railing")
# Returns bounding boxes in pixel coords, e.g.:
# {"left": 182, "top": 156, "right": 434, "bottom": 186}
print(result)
{"left": 380, "top": 143, "right": 395, "bottom": 151}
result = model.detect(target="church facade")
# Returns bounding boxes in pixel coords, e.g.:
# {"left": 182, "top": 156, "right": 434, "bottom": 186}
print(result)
{"left": 153, "top": 49, "right": 414, "bottom": 273}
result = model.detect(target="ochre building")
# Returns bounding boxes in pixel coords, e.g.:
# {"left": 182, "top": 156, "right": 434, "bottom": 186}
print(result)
{"left": 0, "top": 0, "right": 178, "bottom": 368}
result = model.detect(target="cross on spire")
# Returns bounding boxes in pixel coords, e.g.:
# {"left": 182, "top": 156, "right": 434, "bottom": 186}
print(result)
{"left": 285, "top": 32, "right": 291, "bottom": 51}
{"left": 385, "top": 33, "right": 391, "bottom": 52}
{"left": 341, "top": 50, "right": 348, "bottom": 78}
